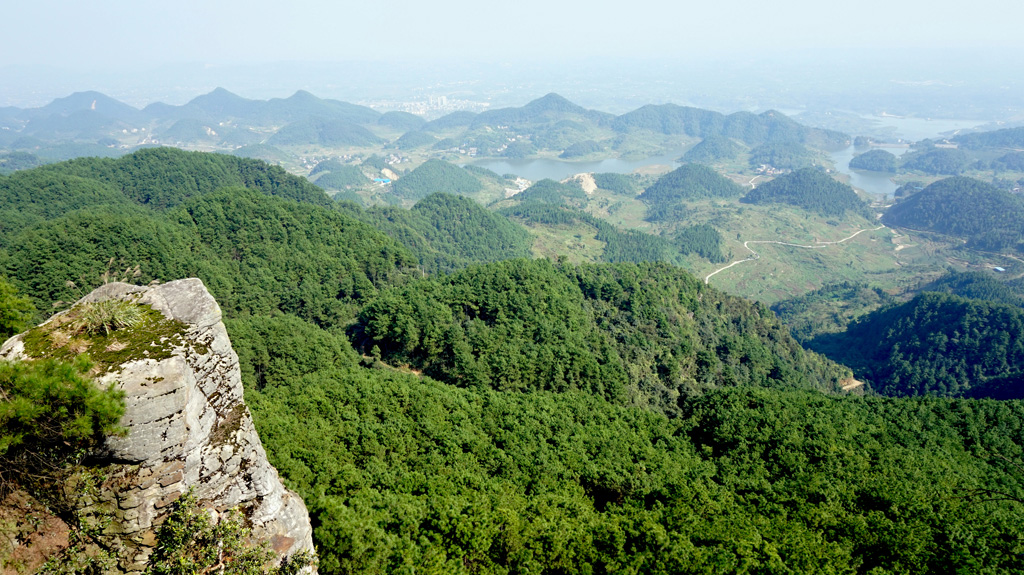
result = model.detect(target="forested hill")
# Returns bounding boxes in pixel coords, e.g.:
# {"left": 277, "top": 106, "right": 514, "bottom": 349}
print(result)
{"left": 611, "top": 105, "right": 847, "bottom": 147}
{"left": 849, "top": 148, "right": 898, "bottom": 172}
{"left": 338, "top": 193, "right": 534, "bottom": 274}
{"left": 3, "top": 148, "right": 1024, "bottom": 574}
{"left": 679, "top": 134, "right": 742, "bottom": 163}
{"left": 0, "top": 147, "right": 334, "bottom": 251}
{"left": 921, "top": 271, "right": 1024, "bottom": 307}
{"left": 954, "top": 125, "right": 1024, "bottom": 150}
{"left": 11, "top": 147, "right": 332, "bottom": 211}
{"left": 391, "top": 158, "right": 483, "bottom": 201}
{"left": 0, "top": 150, "right": 421, "bottom": 325}
{"left": 266, "top": 117, "right": 384, "bottom": 147}
{"left": 351, "top": 258, "right": 850, "bottom": 415}
{"left": 5, "top": 188, "right": 416, "bottom": 327}
{"left": 512, "top": 178, "right": 588, "bottom": 206}
{"left": 471, "top": 93, "right": 615, "bottom": 128}
{"left": 741, "top": 168, "right": 871, "bottom": 218}
{"left": 811, "top": 292, "right": 1024, "bottom": 399}
{"left": 639, "top": 163, "right": 746, "bottom": 203}
{"left": 881, "top": 176, "right": 1024, "bottom": 251}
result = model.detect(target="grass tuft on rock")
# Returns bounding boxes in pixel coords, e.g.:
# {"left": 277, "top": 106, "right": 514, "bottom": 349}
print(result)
{"left": 67, "top": 299, "right": 146, "bottom": 336}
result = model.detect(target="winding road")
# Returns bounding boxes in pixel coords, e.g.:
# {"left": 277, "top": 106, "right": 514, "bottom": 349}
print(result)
{"left": 704, "top": 226, "right": 887, "bottom": 284}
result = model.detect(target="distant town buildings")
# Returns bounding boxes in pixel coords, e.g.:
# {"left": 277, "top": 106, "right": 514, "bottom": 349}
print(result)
{"left": 755, "top": 164, "right": 786, "bottom": 176}
{"left": 362, "top": 96, "right": 490, "bottom": 118}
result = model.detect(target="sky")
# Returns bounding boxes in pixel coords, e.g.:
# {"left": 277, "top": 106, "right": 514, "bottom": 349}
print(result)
{"left": 5, "top": 0, "right": 1024, "bottom": 68}
{"left": 2, "top": 0, "right": 1023, "bottom": 116}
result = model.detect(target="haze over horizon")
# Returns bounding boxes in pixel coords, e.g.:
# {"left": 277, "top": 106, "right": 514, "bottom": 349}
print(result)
{"left": 8, "top": 0, "right": 1024, "bottom": 66}
{"left": 4, "top": 0, "right": 1023, "bottom": 119}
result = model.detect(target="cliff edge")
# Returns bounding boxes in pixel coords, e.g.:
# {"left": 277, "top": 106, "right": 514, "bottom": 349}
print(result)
{"left": 0, "top": 279, "right": 315, "bottom": 573}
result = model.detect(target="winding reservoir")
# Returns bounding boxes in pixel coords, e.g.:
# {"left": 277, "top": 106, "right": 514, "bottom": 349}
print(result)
{"left": 470, "top": 150, "right": 682, "bottom": 182}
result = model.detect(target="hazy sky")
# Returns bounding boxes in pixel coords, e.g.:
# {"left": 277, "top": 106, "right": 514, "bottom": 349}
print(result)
{"left": 6, "top": 0, "right": 1024, "bottom": 67}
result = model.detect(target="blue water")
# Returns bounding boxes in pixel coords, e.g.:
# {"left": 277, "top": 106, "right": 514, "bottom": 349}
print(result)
{"left": 470, "top": 150, "right": 682, "bottom": 181}
{"left": 470, "top": 114, "right": 982, "bottom": 199}
{"left": 828, "top": 146, "right": 912, "bottom": 198}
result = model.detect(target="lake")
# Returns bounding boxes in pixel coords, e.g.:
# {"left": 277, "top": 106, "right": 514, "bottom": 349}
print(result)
{"left": 821, "top": 115, "right": 987, "bottom": 198}
{"left": 474, "top": 146, "right": 908, "bottom": 198}
{"left": 853, "top": 115, "right": 986, "bottom": 142}
{"left": 828, "top": 145, "right": 911, "bottom": 198}
{"left": 470, "top": 150, "right": 683, "bottom": 182}
{"left": 469, "top": 113, "right": 986, "bottom": 199}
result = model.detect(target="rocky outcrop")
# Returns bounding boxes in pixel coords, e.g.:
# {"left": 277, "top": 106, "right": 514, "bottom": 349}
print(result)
{"left": 0, "top": 279, "right": 315, "bottom": 573}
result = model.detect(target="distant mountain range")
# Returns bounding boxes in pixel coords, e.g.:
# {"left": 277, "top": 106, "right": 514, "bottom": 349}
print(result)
{"left": 0, "top": 88, "right": 849, "bottom": 162}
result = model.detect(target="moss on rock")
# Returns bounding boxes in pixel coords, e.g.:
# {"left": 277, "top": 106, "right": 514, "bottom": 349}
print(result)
{"left": 21, "top": 301, "right": 189, "bottom": 374}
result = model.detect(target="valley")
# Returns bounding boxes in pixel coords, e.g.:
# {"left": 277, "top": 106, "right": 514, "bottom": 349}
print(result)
{"left": 2, "top": 87, "right": 1024, "bottom": 574}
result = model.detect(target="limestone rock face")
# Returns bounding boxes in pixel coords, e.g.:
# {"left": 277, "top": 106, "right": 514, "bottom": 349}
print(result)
{"left": 1, "top": 279, "right": 315, "bottom": 573}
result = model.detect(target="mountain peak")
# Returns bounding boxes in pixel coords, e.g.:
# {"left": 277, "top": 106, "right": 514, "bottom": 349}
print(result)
{"left": 40, "top": 91, "right": 139, "bottom": 116}
{"left": 192, "top": 87, "right": 245, "bottom": 102}
{"left": 524, "top": 93, "right": 585, "bottom": 113}
{"left": 288, "top": 89, "right": 318, "bottom": 101}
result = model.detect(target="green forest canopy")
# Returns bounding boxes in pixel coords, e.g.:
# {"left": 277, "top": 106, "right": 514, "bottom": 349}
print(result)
{"left": 741, "top": 168, "right": 870, "bottom": 218}
{"left": 849, "top": 148, "right": 897, "bottom": 172}
{"left": 810, "top": 292, "right": 1024, "bottom": 399}
{"left": 639, "top": 163, "right": 746, "bottom": 204}
{"left": 391, "top": 159, "right": 483, "bottom": 201}
{"left": 340, "top": 193, "right": 534, "bottom": 274}
{"left": 351, "top": 258, "right": 849, "bottom": 414}
{"left": 679, "top": 135, "right": 742, "bottom": 164}
{"left": 881, "top": 176, "right": 1024, "bottom": 251}
{"left": 240, "top": 312, "right": 1024, "bottom": 575}
{"left": 2, "top": 148, "right": 1024, "bottom": 574}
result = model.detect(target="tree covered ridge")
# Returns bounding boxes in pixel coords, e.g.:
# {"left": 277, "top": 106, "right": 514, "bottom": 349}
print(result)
{"left": 639, "top": 163, "right": 746, "bottom": 204}
{"left": 339, "top": 193, "right": 534, "bottom": 274}
{"left": 921, "top": 271, "right": 1024, "bottom": 308}
{"left": 848, "top": 148, "right": 897, "bottom": 172}
{"left": 811, "top": 291, "right": 1024, "bottom": 398}
{"left": 391, "top": 159, "right": 483, "bottom": 201}
{"left": 351, "top": 259, "right": 849, "bottom": 414}
{"left": 0, "top": 147, "right": 335, "bottom": 253}
{"left": 742, "top": 167, "right": 871, "bottom": 218}
{"left": 512, "top": 178, "right": 588, "bottom": 206}
{"left": 2, "top": 186, "right": 418, "bottom": 327}
{"left": 679, "top": 135, "right": 742, "bottom": 164}
{"left": 32, "top": 147, "right": 333, "bottom": 209}
{"left": 239, "top": 311, "right": 1024, "bottom": 574}
{"left": 954, "top": 125, "right": 1024, "bottom": 149}
{"left": 611, "top": 105, "right": 847, "bottom": 148}
{"left": 1, "top": 148, "right": 1023, "bottom": 573}
{"left": 881, "top": 176, "right": 1024, "bottom": 251}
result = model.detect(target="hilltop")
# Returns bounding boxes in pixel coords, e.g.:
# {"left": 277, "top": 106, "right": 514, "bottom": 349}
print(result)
{"left": 881, "top": 176, "right": 1024, "bottom": 250}
{"left": 741, "top": 168, "right": 870, "bottom": 218}
{"left": 811, "top": 292, "right": 1024, "bottom": 398}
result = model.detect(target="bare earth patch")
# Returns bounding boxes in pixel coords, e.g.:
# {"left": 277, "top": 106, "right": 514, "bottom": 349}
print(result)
{"left": 841, "top": 378, "right": 866, "bottom": 391}
{"left": 1, "top": 490, "right": 71, "bottom": 574}
{"left": 567, "top": 173, "right": 597, "bottom": 195}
